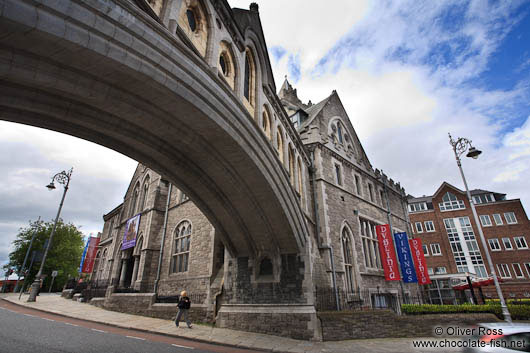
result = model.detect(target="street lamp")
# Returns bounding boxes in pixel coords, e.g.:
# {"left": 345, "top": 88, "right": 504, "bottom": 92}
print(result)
{"left": 448, "top": 133, "right": 511, "bottom": 322}
{"left": 27, "top": 168, "right": 73, "bottom": 302}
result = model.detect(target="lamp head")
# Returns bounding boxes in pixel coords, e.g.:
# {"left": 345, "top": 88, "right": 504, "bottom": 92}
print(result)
{"left": 46, "top": 182, "right": 56, "bottom": 191}
{"left": 466, "top": 146, "right": 482, "bottom": 159}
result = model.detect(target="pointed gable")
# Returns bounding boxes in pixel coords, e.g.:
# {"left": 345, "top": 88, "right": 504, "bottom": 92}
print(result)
{"left": 299, "top": 90, "right": 372, "bottom": 170}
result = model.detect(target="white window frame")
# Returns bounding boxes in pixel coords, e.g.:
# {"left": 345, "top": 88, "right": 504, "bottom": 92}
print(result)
{"left": 424, "top": 221, "right": 435, "bottom": 232}
{"left": 430, "top": 243, "right": 442, "bottom": 256}
{"left": 502, "top": 237, "right": 513, "bottom": 251}
{"left": 493, "top": 213, "right": 503, "bottom": 226}
{"left": 485, "top": 194, "right": 495, "bottom": 203}
{"left": 524, "top": 263, "right": 530, "bottom": 278}
{"left": 479, "top": 215, "right": 492, "bottom": 227}
{"left": 427, "top": 268, "right": 434, "bottom": 275}
{"left": 504, "top": 212, "right": 517, "bottom": 224}
{"left": 488, "top": 238, "right": 501, "bottom": 252}
{"left": 514, "top": 236, "right": 528, "bottom": 250}
{"left": 422, "top": 244, "right": 429, "bottom": 256}
{"left": 435, "top": 267, "right": 447, "bottom": 274}
{"left": 439, "top": 192, "right": 465, "bottom": 211}
{"left": 415, "top": 222, "right": 423, "bottom": 233}
{"left": 408, "top": 202, "right": 427, "bottom": 213}
{"left": 497, "top": 264, "right": 511, "bottom": 279}
{"left": 512, "top": 263, "right": 525, "bottom": 278}
{"left": 472, "top": 195, "right": 482, "bottom": 204}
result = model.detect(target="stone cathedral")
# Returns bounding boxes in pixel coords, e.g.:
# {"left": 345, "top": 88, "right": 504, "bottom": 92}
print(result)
{"left": 88, "top": 0, "right": 419, "bottom": 340}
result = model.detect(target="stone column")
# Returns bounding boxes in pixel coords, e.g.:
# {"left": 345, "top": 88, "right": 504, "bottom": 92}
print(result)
{"left": 119, "top": 259, "right": 128, "bottom": 287}
{"left": 131, "top": 256, "right": 140, "bottom": 287}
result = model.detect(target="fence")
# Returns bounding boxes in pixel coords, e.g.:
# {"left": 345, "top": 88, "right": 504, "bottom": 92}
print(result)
{"left": 314, "top": 287, "right": 424, "bottom": 313}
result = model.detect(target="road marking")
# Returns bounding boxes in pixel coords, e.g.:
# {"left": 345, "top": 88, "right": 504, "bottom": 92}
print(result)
{"left": 42, "top": 318, "right": 55, "bottom": 322}
{"left": 64, "top": 323, "right": 78, "bottom": 327}
{"left": 91, "top": 329, "right": 106, "bottom": 333}
{"left": 24, "top": 314, "right": 36, "bottom": 317}
{"left": 126, "top": 336, "right": 145, "bottom": 340}
{"left": 172, "top": 344, "right": 194, "bottom": 349}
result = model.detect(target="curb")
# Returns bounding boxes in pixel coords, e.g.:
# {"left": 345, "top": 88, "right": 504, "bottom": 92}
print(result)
{"left": 2, "top": 297, "right": 275, "bottom": 352}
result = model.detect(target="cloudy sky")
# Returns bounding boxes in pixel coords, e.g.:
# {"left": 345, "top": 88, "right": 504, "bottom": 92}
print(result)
{"left": 1, "top": 0, "right": 529, "bottom": 276}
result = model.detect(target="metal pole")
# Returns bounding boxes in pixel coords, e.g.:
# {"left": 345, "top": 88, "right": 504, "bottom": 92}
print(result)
{"left": 154, "top": 182, "right": 172, "bottom": 294}
{"left": 381, "top": 172, "right": 406, "bottom": 301}
{"left": 28, "top": 169, "right": 72, "bottom": 302}
{"left": 20, "top": 251, "right": 37, "bottom": 300}
{"left": 450, "top": 134, "right": 511, "bottom": 322}
{"left": 15, "top": 217, "right": 41, "bottom": 293}
{"left": 49, "top": 275, "right": 55, "bottom": 293}
{"left": 466, "top": 273, "right": 477, "bottom": 304}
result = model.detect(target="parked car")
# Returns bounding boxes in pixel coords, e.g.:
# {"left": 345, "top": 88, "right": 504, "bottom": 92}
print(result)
{"left": 463, "top": 323, "right": 530, "bottom": 352}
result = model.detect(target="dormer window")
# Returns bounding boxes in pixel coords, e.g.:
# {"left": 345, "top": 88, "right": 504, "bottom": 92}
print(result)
{"left": 408, "top": 202, "right": 427, "bottom": 213}
{"left": 439, "top": 192, "right": 465, "bottom": 211}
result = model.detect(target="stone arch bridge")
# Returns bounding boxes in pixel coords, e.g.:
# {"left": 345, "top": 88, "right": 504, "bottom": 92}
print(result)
{"left": 0, "top": 0, "right": 311, "bottom": 260}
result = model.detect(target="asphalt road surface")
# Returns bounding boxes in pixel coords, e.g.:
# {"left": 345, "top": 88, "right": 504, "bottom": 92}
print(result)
{"left": 0, "top": 300, "right": 259, "bottom": 353}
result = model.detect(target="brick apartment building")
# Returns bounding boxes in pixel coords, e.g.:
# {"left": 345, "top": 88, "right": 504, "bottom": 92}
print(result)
{"left": 408, "top": 182, "right": 530, "bottom": 304}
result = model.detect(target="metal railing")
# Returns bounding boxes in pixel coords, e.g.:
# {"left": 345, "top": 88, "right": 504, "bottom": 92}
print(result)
{"left": 314, "top": 287, "right": 424, "bottom": 313}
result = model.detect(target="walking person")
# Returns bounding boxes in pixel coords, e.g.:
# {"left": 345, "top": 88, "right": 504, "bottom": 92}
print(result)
{"left": 175, "top": 290, "right": 192, "bottom": 328}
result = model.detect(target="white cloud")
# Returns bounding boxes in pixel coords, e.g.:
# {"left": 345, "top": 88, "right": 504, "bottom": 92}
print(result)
{"left": 0, "top": 122, "right": 136, "bottom": 182}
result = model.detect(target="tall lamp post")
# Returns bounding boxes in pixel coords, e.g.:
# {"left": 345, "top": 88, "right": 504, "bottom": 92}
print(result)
{"left": 448, "top": 134, "right": 511, "bottom": 322}
{"left": 27, "top": 168, "right": 73, "bottom": 302}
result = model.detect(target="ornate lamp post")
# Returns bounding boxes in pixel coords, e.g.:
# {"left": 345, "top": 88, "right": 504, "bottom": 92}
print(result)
{"left": 27, "top": 168, "right": 73, "bottom": 302}
{"left": 448, "top": 133, "right": 511, "bottom": 322}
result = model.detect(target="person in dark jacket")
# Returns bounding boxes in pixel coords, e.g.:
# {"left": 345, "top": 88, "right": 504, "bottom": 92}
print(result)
{"left": 175, "top": 290, "right": 192, "bottom": 328}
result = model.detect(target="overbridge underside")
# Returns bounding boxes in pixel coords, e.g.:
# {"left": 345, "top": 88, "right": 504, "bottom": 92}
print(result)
{"left": 0, "top": 0, "right": 308, "bottom": 257}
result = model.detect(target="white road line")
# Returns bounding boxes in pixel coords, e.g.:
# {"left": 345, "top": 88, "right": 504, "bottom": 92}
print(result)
{"left": 42, "top": 318, "right": 55, "bottom": 322}
{"left": 64, "top": 323, "right": 78, "bottom": 327}
{"left": 126, "top": 336, "right": 145, "bottom": 340}
{"left": 24, "top": 314, "right": 36, "bottom": 317}
{"left": 91, "top": 329, "right": 106, "bottom": 333}
{"left": 172, "top": 344, "right": 194, "bottom": 349}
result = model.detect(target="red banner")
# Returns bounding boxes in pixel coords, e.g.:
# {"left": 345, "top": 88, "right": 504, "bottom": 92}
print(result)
{"left": 409, "top": 238, "right": 431, "bottom": 285}
{"left": 81, "top": 237, "right": 100, "bottom": 273}
{"left": 376, "top": 224, "right": 400, "bottom": 281}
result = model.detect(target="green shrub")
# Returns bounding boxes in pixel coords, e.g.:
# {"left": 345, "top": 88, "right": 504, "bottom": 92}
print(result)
{"left": 401, "top": 303, "right": 530, "bottom": 320}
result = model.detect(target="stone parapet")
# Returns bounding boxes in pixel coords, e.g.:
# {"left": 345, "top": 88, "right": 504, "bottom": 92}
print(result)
{"left": 318, "top": 310, "right": 499, "bottom": 340}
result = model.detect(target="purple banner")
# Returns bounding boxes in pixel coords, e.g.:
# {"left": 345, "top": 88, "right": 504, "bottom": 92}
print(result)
{"left": 122, "top": 214, "right": 140, "bottom": 250}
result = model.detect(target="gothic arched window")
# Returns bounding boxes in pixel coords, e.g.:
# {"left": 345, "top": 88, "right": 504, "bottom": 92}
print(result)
{"left": 288, "top": 145, "right": 295, "bottom": 185}
{"left": 130, "top": 183, "right": 140, "bottom": 217}
{"left": 140, "top": 176, "right": 150, "bottom": 211}
{"left": 276, "top": 127, "right": 284, "bottom": 163}
{"left": 262, "top": 106, "right": 271, "bottom": 140}
{"left": 172, "top": 221, "right": 192, "bottom": 273}
{"left": 243, "top": 48, "right": 256, "bottom": 115}
{"left": 342, "top": 228, "right": 355, "bottom": 292}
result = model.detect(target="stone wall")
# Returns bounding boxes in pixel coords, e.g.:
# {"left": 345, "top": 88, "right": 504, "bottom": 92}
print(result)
{"left": 90, "top": 293, "right": 210, "bottom": 323}
{"left": 318, "top": 310, "right": 499, "bottom": 340}
{"left": 223, "top": 254, "right": 306, "bottom": 304}
{"left": 217, "top": 304, "right": 320, "bottom": 341}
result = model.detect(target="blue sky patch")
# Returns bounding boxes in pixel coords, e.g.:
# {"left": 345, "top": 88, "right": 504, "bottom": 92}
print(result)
{"left": 270, "top": 46, "right": 286, "bottom": 62}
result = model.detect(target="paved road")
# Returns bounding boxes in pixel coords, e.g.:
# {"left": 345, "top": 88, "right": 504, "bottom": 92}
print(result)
{"left": 0, "top": 300, "right": 259, "bottom": 353}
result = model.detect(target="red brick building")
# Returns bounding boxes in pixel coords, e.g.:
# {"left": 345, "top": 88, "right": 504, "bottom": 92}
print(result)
{"left": 408, "top": 182, "right": 530, "bottom": 304}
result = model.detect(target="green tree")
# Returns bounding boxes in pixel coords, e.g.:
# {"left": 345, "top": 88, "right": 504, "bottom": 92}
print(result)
{"left": 4, "top": 219, "right": 85, "bottom": 292}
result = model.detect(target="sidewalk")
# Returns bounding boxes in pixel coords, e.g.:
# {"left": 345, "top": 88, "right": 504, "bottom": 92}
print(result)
{"left": 1, "top": 293, "right": 449, "bottom": 353}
